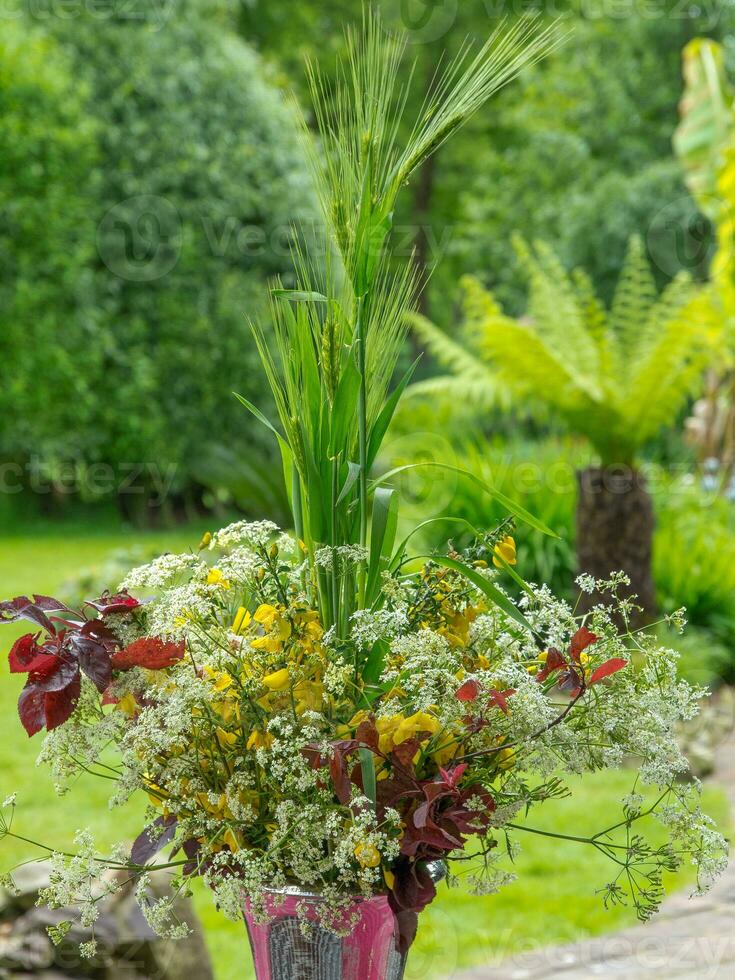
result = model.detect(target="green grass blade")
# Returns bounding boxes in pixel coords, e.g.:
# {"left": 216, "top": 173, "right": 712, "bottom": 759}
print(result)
{"left": 429, "top": 554, "right": 535, "bottom": 634}
{"left": 371, "top": 462, "right": 556, "bottom": 537}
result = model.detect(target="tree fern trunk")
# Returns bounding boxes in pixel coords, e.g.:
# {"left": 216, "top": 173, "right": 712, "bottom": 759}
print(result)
{"left": 575, "top": 466, "right": 656, "bottom": 626}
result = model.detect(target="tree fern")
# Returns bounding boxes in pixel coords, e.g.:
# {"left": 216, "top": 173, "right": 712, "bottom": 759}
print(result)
{"left": 409, "top": 238, "right": 718, "bottom": 465}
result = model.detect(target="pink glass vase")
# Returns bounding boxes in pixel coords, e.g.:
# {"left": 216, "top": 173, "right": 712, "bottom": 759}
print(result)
{"left": 243, "top": 890, "right": 407, "bottom": 980}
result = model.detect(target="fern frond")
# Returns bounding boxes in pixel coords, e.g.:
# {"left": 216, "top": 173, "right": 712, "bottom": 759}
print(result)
{"left": 404, "top": 374, "right": 510, "bottom": 413}
{"left": 409, "top": 311, "right": 493, "bottom": 379}
{"left": 625, "top": 289, "right": 723, "bottom": 443}
{"left": 609, "top": 235, "right": 658, "bottom": 371}
{"left": 514, "top": 238, "right": 601, "bottom": 391}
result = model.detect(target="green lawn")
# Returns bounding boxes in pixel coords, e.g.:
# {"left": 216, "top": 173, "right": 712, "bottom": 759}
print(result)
{"left": 0, "top": 515, "right": 729, "bottom": 978}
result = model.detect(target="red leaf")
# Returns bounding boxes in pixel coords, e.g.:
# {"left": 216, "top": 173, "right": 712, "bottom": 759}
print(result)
{"left": 8, "top": 633, "right": 43, "bottom": 673}
{"left": 488, "top": 688, "right": 515, "bottom": 714}
{"left": 589, "top": 658, "right": 628, "bottom": 685}
{"left": 536, "top": 647, "right": 567, "bottom": 683}
{"left": 112, "top": 637, "right": 185, "bottom": 670}
{"left": 391, "top": 737, "right": 422, "bottom": 770}
{"left": 456, "top": 679, "right": 480, "bottom": 702}
{"left": 85, "top": 592, "right": 142, "bottom": 616}
{"left": 570, "top": 627, "right": 598, "bottom": 662}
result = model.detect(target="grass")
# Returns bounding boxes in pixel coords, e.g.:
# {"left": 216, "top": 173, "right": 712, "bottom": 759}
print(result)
{"left": 0, "top": 512, "right": 729, "bottom": 978}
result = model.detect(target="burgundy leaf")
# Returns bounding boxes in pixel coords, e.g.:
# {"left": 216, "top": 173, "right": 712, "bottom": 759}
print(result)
{"left": 589, "top": 657, "right": 628, "bottom": 685}
{"left": 112, "top": 637, "right": 185, "bottom": 670}
{"left": 569, "top": 626, "right": 598, "bottom": 662}
{"left": 85, "top": 591, "right": 143, "bottom": 616}
{"left": 438, "top": 763, "right": 467, "bottom": 788}
{"left": 456, "top": 679, "right": 480, "bottom": 702}
{"left": 44, "top": 673, "right": 81, "bottom": 730}
{"left": 557, "top": 666, "right": 584, "bottom": 694}
{"left": 28, "top": 656, "right": 78, "bottom": 694}
{"left": 130, "top": 815, "right": 178, "bottom": 866}
{"left": 18, "top": 686, "right": 46, "bottom": 737}
{"left": 72, "top": 636, "right": 113, "bottom": 692}
{"left": 354, "top": 717, "right": 379, "bottom": 751}
{"left": 392, "top": 909, "right": 419, "bottom": 957}
{"left": 329, "top": 740, "right": 358, "bottom": 804}
{"left": 0, "top": 596, "right": 56, "bottom": 633}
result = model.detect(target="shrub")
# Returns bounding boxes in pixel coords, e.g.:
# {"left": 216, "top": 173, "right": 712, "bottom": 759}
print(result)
{"left": 1, "top": 7, "right": 317, "bottom": 517}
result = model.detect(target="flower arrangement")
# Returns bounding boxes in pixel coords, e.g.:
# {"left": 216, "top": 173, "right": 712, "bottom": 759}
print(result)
{"left": 0, "top": 11, "right": 727, "bottom": 976}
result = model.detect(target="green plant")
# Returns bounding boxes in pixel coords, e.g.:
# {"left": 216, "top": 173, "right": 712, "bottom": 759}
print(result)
{"left": 241, "top": 12, "right": 557, "bottom": 632}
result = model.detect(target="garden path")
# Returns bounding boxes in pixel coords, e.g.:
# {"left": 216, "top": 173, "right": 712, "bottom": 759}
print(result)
{"left": 455, "top": 727, "right": 735, "bottom": 980}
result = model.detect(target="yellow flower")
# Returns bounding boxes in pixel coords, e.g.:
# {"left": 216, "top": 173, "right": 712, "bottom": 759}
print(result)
{"left": 375, "top": 714, "right": 405, "bottom": 754}
{"left": 215, "top": 726, "right": 237, "bottom": 748}
{"left": 253, "top": 604, "right": 279, "bottom": 629}
{"left": 207, "top": 568, "right": 231, "bottom": 589}
{"left": 222, "top": 828, "right": 242, "bottom": 853}
{"left": 293, "top": 679, "right": 324, "bottom": 714}
{"left": 247, "top": 730, "right": 274, "bottom": 751}
{"left": 250, "top": 634, "right": 283, "bottom": 653}
{"left": 497, "top": 747, "right": 516, "bottom": 771}
{"left": 493, "top": 535, "right": 517, "bottom": 568}
{"left": 198, "top": 531, "right": 212, "bottom": 550}
{"left": 203, "top": 666, "right": 234, "bottom": 692}
{"left": 394, "top": 711, "right": 441, "bottom": 745}
{"left": 262, "top": 668, "right": 290, "bottom": 692}
{"left": 232, "top": 607, "right": 251, "bottom": 635}
{"left": 212, "top": 698, "right": 239, "bottom": 724}
{"left": 354, "top": 841, "right": 381, "bottom": 868}
{"left": 383, "top": 867, "right": 396, "bottom": 890}
{"left": 115, "top": 692, "right": 138, "bottom": 717}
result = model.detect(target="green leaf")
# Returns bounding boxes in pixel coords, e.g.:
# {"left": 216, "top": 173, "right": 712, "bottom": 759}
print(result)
{"left": 371, "top": 462, "right": 556, "bottom": 537}
{"left": 389, "top": 516, "right": 479, "bottom": 572}
{"left": 362, "top": 641, "right": 389, "bottom": 688}
{"left": 429, "top": 554, "right": 535, "bottom": 634}
{"left": 366, "top": 356, "right": 421, "bottom": 468}
{"left": 358, "top": 747, "right": 377, "bottom": 809}
{"left": 271, "top": 288, "right": 328, "bottom": 303}
{"left": 233, "top": 392, "right": 282, "bottom": 441}
{"left": 329, "top": 349, "right": 361, "bottom": 455}
{"left": 366, "top": 487, "right": 398, "bottom": 604}
{"left": 336, "top": 461, "right": 361, "bottom": 506}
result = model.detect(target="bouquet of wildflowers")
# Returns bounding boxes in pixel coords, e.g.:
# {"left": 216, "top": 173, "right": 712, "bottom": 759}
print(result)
{"left": 0, "top": 11, "right": 726, "bottom": 966}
